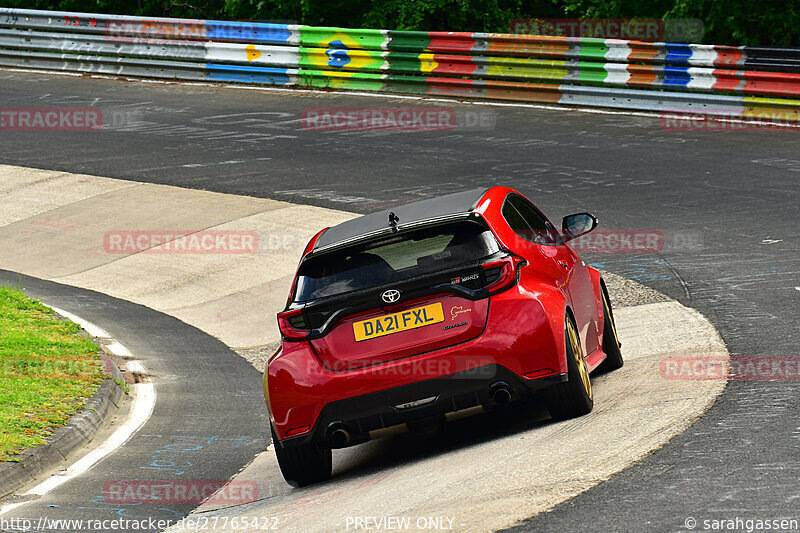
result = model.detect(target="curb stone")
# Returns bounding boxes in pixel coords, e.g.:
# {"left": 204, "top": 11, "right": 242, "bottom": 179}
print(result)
{"left": 0, "top": 314, "right": 128, "bottom": 500}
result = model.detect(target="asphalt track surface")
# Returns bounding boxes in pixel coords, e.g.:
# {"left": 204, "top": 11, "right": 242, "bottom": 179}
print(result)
{"left": 0, "top": 270, "right": 267, "bottom": 533}
{"left": 1, "top": 71, "right": 799, "bottom": 530}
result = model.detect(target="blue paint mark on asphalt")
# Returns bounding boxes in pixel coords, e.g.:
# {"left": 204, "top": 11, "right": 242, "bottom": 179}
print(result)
{"left": 588, "top": 256, "right": 675, "bottom": 282}
{"left": 77, "top": 435, "right": 252, "bottom": 519}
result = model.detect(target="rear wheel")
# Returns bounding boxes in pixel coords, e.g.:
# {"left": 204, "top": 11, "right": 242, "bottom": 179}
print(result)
{"left": 546, "top": 316, "right": 593, "bottom": 420}
{"left": 271, "top": 426, "right": 332, "bottom": 487}
{"left": 598, "top": 286, "right": 624, "bottom": 372}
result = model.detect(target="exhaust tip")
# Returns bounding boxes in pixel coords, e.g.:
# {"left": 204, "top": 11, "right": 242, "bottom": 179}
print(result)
{"left": 491, "top": 381, "right": 512, "bottom": 405}
{"left": 327, "top": 423, "right": 351, "bottom": 448}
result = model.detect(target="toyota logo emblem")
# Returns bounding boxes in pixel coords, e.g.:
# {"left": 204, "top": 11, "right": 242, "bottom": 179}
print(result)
{"left": 381, "top": 289, "right": 401, "bottom": 304}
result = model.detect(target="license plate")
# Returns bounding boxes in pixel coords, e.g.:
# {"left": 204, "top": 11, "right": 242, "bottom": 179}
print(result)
{"left": 353, "top": 302, "right": 444, "bottom": 342}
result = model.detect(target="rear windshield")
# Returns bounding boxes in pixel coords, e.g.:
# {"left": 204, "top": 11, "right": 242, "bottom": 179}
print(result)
{"left": 294, "top": 221, "right": 500, "bottom": 302}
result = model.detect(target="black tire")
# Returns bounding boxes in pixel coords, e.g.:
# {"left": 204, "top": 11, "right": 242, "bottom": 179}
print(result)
{"left": 597, "top": 285, "right": 624, "bottom": 372}
{"left": 546, "top": 315, "right": 594, "bottom": 421}
{"left": 271, "top": 426, "right": 332, "bottom": 488}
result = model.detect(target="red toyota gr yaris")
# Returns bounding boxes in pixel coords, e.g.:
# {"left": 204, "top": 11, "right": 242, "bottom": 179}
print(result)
{"left": 264, "top": 186, "right": 623, "bottom": 486}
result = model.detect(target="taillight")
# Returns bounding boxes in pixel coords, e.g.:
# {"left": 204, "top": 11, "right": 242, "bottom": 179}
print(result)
{"left": 482, "top": 255, "right": 526, "bottom": 294}
{"left": 277, "top": 308, "right": 310, "bottom": 340}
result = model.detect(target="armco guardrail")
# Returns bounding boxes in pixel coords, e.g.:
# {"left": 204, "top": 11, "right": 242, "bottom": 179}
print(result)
{"left": 2, "top": 8, "right": 800, "bottom": 121}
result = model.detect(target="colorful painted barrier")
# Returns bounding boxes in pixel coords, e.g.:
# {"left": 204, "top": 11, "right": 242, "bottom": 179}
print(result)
{"left": 1, "top": 7, "right": 799, "bottom": 121}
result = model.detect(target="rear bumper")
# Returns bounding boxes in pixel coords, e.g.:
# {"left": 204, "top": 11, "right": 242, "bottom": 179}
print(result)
{"left": 279, "top": 364, "right": 566, "bottom": 448}
{"left": 266, "top": 290, "right": 567, "bottom": 444}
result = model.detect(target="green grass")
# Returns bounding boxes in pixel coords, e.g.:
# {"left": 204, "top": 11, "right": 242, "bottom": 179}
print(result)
{"left": 0, "top": 286, "right": 106, "bottom": 462}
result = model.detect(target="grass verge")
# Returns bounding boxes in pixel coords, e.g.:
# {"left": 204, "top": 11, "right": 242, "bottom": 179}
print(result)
{"left": 0, "top": 285, "right": 106, "bottom": 462}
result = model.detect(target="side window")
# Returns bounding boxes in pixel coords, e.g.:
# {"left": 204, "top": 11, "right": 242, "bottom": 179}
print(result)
{"left": 502, "top": 199, "right": 533, "bottom": 239}
{"left": 503, "top": 195, "right": 557, "bottom": 244}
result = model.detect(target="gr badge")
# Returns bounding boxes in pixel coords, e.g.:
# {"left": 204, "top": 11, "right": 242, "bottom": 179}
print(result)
{"left": 451, "top": 273, "right": 480, "bottom": 284}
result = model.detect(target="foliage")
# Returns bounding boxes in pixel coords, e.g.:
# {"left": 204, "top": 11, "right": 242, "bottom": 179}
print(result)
{"left": 3, "top": 0, "right": 799, "bottom": 45}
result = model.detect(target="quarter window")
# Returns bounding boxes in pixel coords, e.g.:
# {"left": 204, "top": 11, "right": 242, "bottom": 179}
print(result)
{"left": 502, "top": 195, "right": 557, "bottom": 244}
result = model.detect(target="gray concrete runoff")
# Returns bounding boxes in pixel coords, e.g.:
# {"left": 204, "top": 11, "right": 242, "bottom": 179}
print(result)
{"left": 0, "top": 165, "right": 728, "bottom": 532}
{"left": 0, "top": 321, "right": 127, "bottom": 500}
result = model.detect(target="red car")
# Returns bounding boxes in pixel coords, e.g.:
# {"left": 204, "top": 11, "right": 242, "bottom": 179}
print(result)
{"left": 264, "top": 186, "right": 623, "bottom": 486}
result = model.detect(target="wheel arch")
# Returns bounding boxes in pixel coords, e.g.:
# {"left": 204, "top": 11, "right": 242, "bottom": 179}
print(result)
{"left": 562, "top": 303, "right": 578, "bottom": 368}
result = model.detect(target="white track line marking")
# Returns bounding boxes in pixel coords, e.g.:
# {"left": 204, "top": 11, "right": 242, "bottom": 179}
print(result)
{"left": 106, "top": 340, "right": 133, "bottom": 357}
{"left": 0, "top": 502, "right": 26, "bottom": 515}
{"left": 0, "top": 67, "right": 82, "bottom": 77}
{"left": 47, "top": 306, "right": 110, "bottom": 339}
{"left": 125, "top": 360, "right": 147, "bottom": 373}
{"left": 0, "top": 309, "right": 156, "bottom": 516}
{"left": 26, "top": 382, "right": 155, "bottom": 497}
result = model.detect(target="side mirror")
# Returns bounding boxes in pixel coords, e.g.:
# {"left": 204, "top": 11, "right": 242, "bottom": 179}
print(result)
{"left": 561, "top": 213, "right": 598, "bottom": 242}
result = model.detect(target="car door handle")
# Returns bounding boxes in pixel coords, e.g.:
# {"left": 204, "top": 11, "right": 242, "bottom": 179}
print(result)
{"left": 558, "top": 261, "right": 569, "bottom": 268}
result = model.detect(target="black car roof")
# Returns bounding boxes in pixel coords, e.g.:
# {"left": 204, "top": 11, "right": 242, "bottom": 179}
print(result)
{"left": 313, "top": 187, "right": 490, "bottom": 252}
